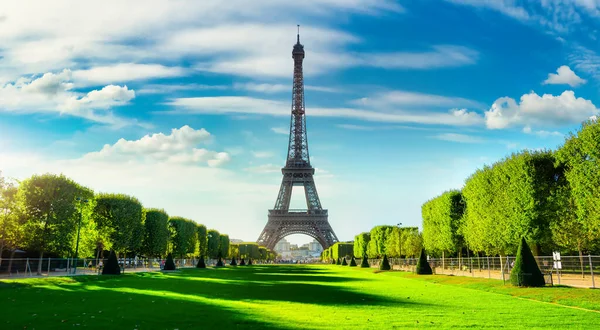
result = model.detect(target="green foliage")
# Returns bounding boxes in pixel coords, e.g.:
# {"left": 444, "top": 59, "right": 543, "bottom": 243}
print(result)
{"left": 329, "top": 242, "right": 354, "bottom": 260}
{"left": 247, "top": 258, "right": 253, "bottom": 266}
{"left": 197, "top": 224, "right": 208, "bottom": 258}
{"left": 384, "top": 227, "right": 423, "bottom": 258}
{"left": 510, "top": 238, "right": 545, "bottom": 287}
{"left": 349, "top": 257, "right": 357, "bottom": 267}
{"left": 415, "top": 249, "right": 433, "bottom": 275}
{"left": 360, "top": 256, "right": 369, "bottom": 268}
{"left": 219, "top": 234, "right": 230, "bottom": 259}
{"left": 331, "top": 257, "right": 336, "bottom": 264}
{"left": 462, "top": 150, "right": 559, "bottom": 256}
{"left": 102, "top": 250, "right": 121, "bottom": 275}
{"left": 555, "top": 120, "right": 600, "bottom": 249}
{"left": 353, "top": 232, "right": 370, "bottom": 258}
{"left": 207, "top": 229, "right": 220, "bottom": 259}
{"left": 19, "top": 174, "right": 94, "bottom": 274}
{"left": 238, "top": 242, "right": 261, "bottom": 259}
{"left": 164, "top": 253, "right": 176, "bottom": 270}
{"left": 367, "top": 226, "right": 395, "bottom": 258}
{"left": 196, "top": 255, "right": 206, "bottom": 268}
{"left": 341, "top": 257, "right": 347, "bottom": 266}
{"left": 422, "top": 190, "right": 464, "bottom": 256}
{"left": 258, "top": 247, "right": 267, "bottom": 260}
{"left": 215, "top": 257, "right": 224, "bottom": 267}
{"left": 143, "top": 209, "right": 169, "bottom": 258}
{"left": 230, "top": 257, "right": 237, "bottom": 266}
{"left": 0, "top": 178, "right": 25, "bottom": 257}
{"left": 168, "top": 217, "right": 198, "bottom": 257}
{"left": 335, "top": 258, "right": 340, "bottom": 265}
{"left": 92, "top": 193, "right": 144, "bottom": 255}
{"left": 239, "top": 258, "right": 246, "bottom": 266}
{"left": 379, "top": 255, "right": 391, "bottom": 271}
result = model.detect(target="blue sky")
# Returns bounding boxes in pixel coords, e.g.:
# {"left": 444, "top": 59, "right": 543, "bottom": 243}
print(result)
{"left": 1, "top": 0, "right": 599, "bottom": 246}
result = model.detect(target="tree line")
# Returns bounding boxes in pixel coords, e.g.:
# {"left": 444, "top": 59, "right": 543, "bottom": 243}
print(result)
{"left": 422, "top": 119, "right": 600, "bottom": 262}
{"left": 0, "top": 172, "right": 275, "bottom": 274}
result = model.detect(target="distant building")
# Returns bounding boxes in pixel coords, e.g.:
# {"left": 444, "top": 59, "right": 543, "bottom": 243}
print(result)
{"left": 275, "top": 238, "right": 291, "bottom": 253}
{"left": 230, "top": 239, "right": 244, "bottom": 244}
{"left": 309, "top": 240, "right": 323, "bottom": 253}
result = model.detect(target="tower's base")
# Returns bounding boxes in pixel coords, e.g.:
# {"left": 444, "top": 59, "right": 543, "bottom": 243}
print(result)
{"left": 257, "top": 209, "right": 338, "bottom": 250}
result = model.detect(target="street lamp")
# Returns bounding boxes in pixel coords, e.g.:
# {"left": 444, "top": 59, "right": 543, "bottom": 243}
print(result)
{"left": 73, "top": 197, "right": 89, "bottom": 275}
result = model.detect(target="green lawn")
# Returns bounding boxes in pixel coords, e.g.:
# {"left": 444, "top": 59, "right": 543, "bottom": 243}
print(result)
{"left": 1, "top": 265, "right": 599, "bottom": 329}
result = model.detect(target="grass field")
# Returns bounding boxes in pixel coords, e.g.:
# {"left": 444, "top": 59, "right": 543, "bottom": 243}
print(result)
{"left": 1, "top": 265, "right": 600, "bottom": 329}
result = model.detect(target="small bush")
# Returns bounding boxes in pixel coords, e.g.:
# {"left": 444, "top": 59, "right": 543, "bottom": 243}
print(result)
{"left": 247, "top": 258, "right": 253, "bottom": 266}
{"left": 230, "top": 258, "right": 237, "bottom": 266}
{"left": 102, "top": 250, "right": 121, "bottom": 275}
{"left": 341, "top": 257, "right": 348, "bottom": 266}
{"left": 336, "top": 258, "right": 341, "bottom": 265}
{"left": 240, "top": 258, "right": 246, "bottom": 266}
{"left": 349, "top": 257, "right": 357, "bottom": 267}
{"left": 360, "top": 256, "right": 370, "bottom": 268}
{"left": 415, "top": 249, "right": 433, "bottom": 275}
{"left": 196, "top": 256, "right": 206, "bottom": 269}
{"left": 379, "top": 255, "right": 391, "bottom": 271}
{"left": 331, "top": 258, "right": 336, "bottom": 264}
{"left": 216, "top": 257, "right": 224, "bottom": 267}
{"left": 510, "top": 237, "right": 545, "bottom": 287}
{"left": 164, "top": 253, "right": 176, "bottom": 271}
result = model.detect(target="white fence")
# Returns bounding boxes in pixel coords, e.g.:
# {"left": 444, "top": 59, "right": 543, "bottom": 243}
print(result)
{"left": 366, "top": 255, "right": 599, "bottom": 288}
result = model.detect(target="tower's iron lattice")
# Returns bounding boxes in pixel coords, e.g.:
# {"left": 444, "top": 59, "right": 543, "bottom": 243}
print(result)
{"left": 257, "top": 28, "right": 339, "bottom": 251}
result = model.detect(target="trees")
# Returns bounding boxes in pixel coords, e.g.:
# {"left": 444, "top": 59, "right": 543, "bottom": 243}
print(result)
{"left": 422, "top": 190, "right": 464, "bottom": 257}
{"left": 462, "top": 151, "right": 559, "bottom": 256}
{"left": 330, "top": 242, "right": 354, "bottom": 260}
{"left": 367, "top": 226, "right": 395, "bottom": 258}
{"left": 143, "top": 209, "right": 169, "bottom": 258}
{"left": 0, "top": 176, "right": 24, "bottom": 268}
{"left": 92, "top": 193, "right": 144, "bottom": 258}
{"left": 19, "top": 174, "right": 94, "bottom": 275}
{"left": 219, "top": 234, "right": 230, "bottom": 259}
{"left": 555, "top": 120, "right": 600, "bottom": 253}
{"left": 197, "top": 224, "right": 208, "bottom": 258}
{"left": 207, "top": 229, "right": 220, "bottom": 259}
{"left": 168, "top": 217, "right": 197, "bottom": 258}
{"left": 353, "top": 233, "right": 370, "bottom": 258}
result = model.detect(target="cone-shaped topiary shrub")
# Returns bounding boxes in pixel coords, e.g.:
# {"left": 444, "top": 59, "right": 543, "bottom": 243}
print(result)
{"left": 510, "top": 237, "right": 545, "bottom": 287}
{"left": 336, "top": 258, "right": 341, "bottom": 265}
{"left": 349, "top": 257, "right": 357, "bottom": 267}
{"left": 379, "top": 255, "right": 391, "bottom": 271}
{"left": 164, "top": 253, "right": 176, "bottom": 271}
{"left": 331, "top": 258, "right": 336, "bottom": 264}
{"left": 415, "top": 249, "right": 433, "bottom": 275}
{"left": 230, "top": 258, "right": 237, "bottom": 266}
{"left": 196, "top": 256, "right": 206, "bottom": 269}
{"left": 247, "top": 258, "right": 253, "bottom": 266}
{"left": 216, "top": 257, "right": 224, "bottom": 267}
{"left": 341, "top": 257, "right": 348, "bottom": 266}
{"left": 239, "top": 258, "right": 246, "bottom": 266}
{"left": 102, "top": 250, "right": 121, "bottom": 275}
{"left": 360, "top": 255, "right": 370, "bottom": 268}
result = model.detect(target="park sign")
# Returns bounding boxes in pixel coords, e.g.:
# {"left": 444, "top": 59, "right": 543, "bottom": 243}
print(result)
{"left": 553, "top": 251, "right": 562, "bottom": 270}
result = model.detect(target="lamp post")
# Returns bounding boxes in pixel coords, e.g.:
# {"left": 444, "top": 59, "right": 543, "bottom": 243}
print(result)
{"left": 397, "top": 223, "right": 403, "bottom": 268}
{"left": 73, "top": 197, "right": 88, "bottom": 275}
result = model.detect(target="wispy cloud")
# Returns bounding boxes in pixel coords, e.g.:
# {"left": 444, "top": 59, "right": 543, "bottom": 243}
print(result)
{"left": 137, "top": 84, "right": 229, "bottom": 95}
{"left": 430, "top": 133, "right": 485, "bottom": 144}
{"left": 166, "top": 96, "right": 484, "bottom": 126}
{"left": 271, "top": 127, "right": 289, "bottom": 135}
{"left": 72, "top": 63, "right": 187, "bottom": 87}
{"left": 351, "top": 90, "right": 484, "bottom": 109}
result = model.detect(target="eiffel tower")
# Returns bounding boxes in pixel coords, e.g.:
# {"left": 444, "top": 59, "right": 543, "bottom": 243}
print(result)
{"left": 257, "top": 27, "right": 339, "bottom": 251}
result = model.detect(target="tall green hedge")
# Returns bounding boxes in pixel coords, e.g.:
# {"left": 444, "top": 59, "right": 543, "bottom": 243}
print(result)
{"left": 422, "top": 190, "right": 464, "bottom": 257}
{"left": 354, "top": 232, "right": 370, "bottom": 258}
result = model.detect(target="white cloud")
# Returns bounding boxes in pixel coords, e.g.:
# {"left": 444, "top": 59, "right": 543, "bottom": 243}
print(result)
{"left": 543, "top": 65, "right": 586, "bottom": 87}
{"left": 522, "top": 125, "right": 563, "bottom": 137}
{"left": 252, "top": 151, "right": 274, "bottom": 158}
{"left": 352, "top": 90, "right": 484, "bottom": 108}
{"left": 335, "top": 124, "right": 441, "bottom": 131}
{"left": 357, "top": 45, "right": 479, "bottom": 69}
{"left": 137, "top": 84, "right": 229, "bottom": 95}
{"left": 167, "top": 96, "right": 484, "bottom": 127}
{"left": 430, "top": 133, "right": 485, "bottom": 144}
{"left": 271, "top": 127, "right": 289, "bottom": 135}
{"left": 244, "top": 164, "right": 281, "bottom": 173}
{"left": 82, "top": 125, "right": 229, "bottom": 167}
{"left": 485, "top": 90, "right": 598, "bottom": 129}
{"left": 0, "top": 70, "right": 137, "bottom": 126}
{"left": 234, "top": 83, "right": 289, "bottom": 93}
{"left": 72, "top": 63, "right": 187, "bottom": 86}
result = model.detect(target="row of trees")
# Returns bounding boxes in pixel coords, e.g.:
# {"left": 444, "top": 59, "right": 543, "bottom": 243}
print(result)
{"left": 228, "top": 242, "right": 277, "bottom": 261}
{"left": 322, "top": 242, "right": 354, "bottom": 261}
{"left": 0, "top": 172, "right": 274, "bottom": 274}
{"left": 422, "top": 119, "right": 600, "bottom": 260}
{"left": 351, "top": 225, "right": 423, "bottom": 259}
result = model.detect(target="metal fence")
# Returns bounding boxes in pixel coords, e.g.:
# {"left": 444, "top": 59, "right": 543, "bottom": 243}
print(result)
{"left": 367, "top": 255, "right": 599, "bottom": 288}
{"left": 0, "top": 257, "right": 221, "bottom": 278}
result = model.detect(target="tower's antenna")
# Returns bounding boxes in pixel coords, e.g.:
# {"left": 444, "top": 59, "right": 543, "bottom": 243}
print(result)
{"left": 297, "top": 24, "right": 300, "bottom": 43}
